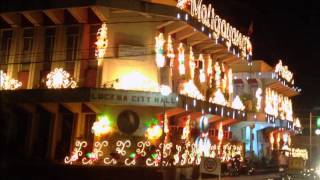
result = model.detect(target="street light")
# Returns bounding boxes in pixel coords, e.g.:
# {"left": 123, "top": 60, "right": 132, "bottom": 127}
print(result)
{"left": 160, "top": 85, "right": 172, "bottom": 168}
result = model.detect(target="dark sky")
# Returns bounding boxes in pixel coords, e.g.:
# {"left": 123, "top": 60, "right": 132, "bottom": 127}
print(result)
{"left": 210, "top": 0, "right": 320, "bottom": 110}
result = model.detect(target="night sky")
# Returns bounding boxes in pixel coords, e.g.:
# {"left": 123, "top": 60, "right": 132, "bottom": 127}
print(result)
{"left": 210, "top": 0, "right": 320, "bottom": 111}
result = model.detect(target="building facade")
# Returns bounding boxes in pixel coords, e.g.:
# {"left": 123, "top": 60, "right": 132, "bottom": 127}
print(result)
{"left": 0, "top": 0, "right": 302, "bottom": 179}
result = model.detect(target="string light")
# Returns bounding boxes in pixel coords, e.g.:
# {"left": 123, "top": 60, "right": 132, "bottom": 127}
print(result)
{"left": 214, "top": 62, "right": 221, "bottom": 88}
{"left": 0, "top": 70, "right": 22, "bottom": 90}
{"left": 95, "top": 23, "right": 108, "bottom": 66}
{"left": 199, "top": 54, "right": 206, "bottom": 83}
{"left": 256, "top": 88, "right": 262, "bottom": 111}
{"left": 155, "top": 33, "right": 166, "bottom": 68}
{"left": 145, "top": 125, "right": 163, "bottom": 140}
{"left": 167, "top": 35, "right": 175, "bottom": 59}
{"left": 210, "top": 89, "right": 227, "bottom": 106}
{"left": 178, "top": 43, "right": 185, "bottom": 75}
{"left": 228, "top": 69, "right": 233, "bottom": 94}
{"left": 275, "top": 60, "right": 294, "bottom": 84}
{"left": 46, "top": 68, "right": 77, "bottom": 89}
{"left": 265, "top": 88, "right": 293, "bottom": 121}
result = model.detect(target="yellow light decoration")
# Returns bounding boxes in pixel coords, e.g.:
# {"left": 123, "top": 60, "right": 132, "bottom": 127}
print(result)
{"left": 178, "top": 43, "right": 185, "bottom": 75}
{"left": 275, "top": 60, "right": 294, "bottom": 83}
{"left": 136, "top": 141, "right": 151, "bottom": 157}
{"left": 0, "top": 70, "right": 22, "bottom": 90}
{"left": 181, "top": 115, "right": 191, "bottom": 140}
{"left": 232, "top": 95, "right": 245, "bottom": 111}
{"left": 177, "top": 0, "right": 190, "bottom": 10}
{"left": 95, "top": 23, "right": 108, "bottom": 66}
{"left": 46, "top": 68, "right": 77, "bottom": 89}
{"left": 214, "top": 62, "right": 221, "bottom": 88}
{"left": 199, "top": 54, "right": 206, "bottom": 83}
{"left": 270, "top": 133, "right": 274, "bottom": 150}
{"left": 155, "top": 33, "right": 166, "bottom": 68}
{"left": 189, "top": 46, "right": 195, "bottom": 79}
{"left": 82, "top": 141, "right": 108, "bottom": 165}
{"left": 265, "top": 88, "right": 293, "bottom": 121}
{"left": 277, "top": 133, "right": 281, "bottom": 149}
{"left": 145, "top": 125, "right": 163, "bottom": 140}
{"left": 167, "top": 35, "right": 175, "bottom": 59}
{"left": 207, "top": 56, "right": 213, "bottom": 87}
{"left": 91, "top": 115, "right": 112, "bottom": 137}
{"left": 114, "top": 71, "right": 159, "bottom": 92}
{"left": 228, "top": 69, "right": 233, "bottom": 94}
{"left": 116, "top": 140, "right": 131, "bottom": 156}
{"left": 221, "top": 143, "right": 243, "bottom": 162}
{"left": 179, "top": 80, "right": 205, "bottom": 100}
{"left": 210, "top": 89, "right": 227, "bottom": 106}
{"left": 256, "top": 88, "right": 262, "bottom": 111}
{"left": 290, "top": 148, "right": 308, "bottom": 160}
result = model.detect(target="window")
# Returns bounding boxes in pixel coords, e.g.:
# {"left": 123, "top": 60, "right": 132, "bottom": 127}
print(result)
{"left": 0, "top": 30, "right": 12, "bottom": 70}
{"left": 66, "top": 26, "right": 79, "bottom": 70}
{"left": 21, "top": 29, "right": 34, "bottom": 71}
{"left": 43, "top": 28, "right": 56, "bottom": 70}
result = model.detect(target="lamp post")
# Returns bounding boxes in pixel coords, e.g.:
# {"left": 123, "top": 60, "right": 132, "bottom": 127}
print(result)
{"left": 160, "top": 85, "right": 172, "bottom": 168}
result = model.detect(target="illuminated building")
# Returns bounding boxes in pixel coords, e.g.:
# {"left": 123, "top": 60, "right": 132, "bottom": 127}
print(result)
{"left": 0, "top": 0, "right": 300, "bottom": 179}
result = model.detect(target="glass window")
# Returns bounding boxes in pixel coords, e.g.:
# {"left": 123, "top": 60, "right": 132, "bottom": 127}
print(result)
{"left": 0, "top": 30, "right": 12, "bottom": 69}
{"left": 65, "top": 26, "right": 79, "bottom": 70}
{"left": 43, "top": 28, "right": 56, "bottom": 70}
{"left": 21, "top": 29, "right": 34, "bottom": 71}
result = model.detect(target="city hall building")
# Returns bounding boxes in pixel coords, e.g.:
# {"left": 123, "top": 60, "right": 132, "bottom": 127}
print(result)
{"left": 0, "top": 0, "right": 302, "bottom": 179}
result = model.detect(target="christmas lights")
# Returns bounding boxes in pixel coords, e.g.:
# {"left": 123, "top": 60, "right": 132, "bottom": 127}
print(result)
{"left": 178, "top": 43, "right": 185, "bottom": 75}
{"left": 177, "top": 0, "right": 190, "bottom": 10}
{"left": 91, "top": 115, "right": 112, "bottom": 137}
{"left": 256, "top": 88, "right": 262, "bottom": 111}
{"left": 214, "top": 62, "right": 221, "bottom": 88}
{"left": 0, "top": 70, "right": 22, "bottom": 90}
{"left": 189, "top": 47, "right": 195, "bottom": 79}
{"left": 199, "top": 54, "right": 206, "bottom": 83}
{"left": 64, "top": 140, "right": 87, "bottom": 164}
{"left": 46, "top": 68, "right": 77, "bottom": 89}
{"left": 275, "top": 60, "right": 294, "bottom": 84}
{"left": 210, "top": 89, "right": 227, "bottom": 106}
{"left": 155, "top": 33, "right": 166, "bottom": 68}
{"left": 231, "top": 95, "right": 245, "bottom": 111}
{"left": 167, "top": 35, "right": 175, "bottom": 59}
{"left": 179, "top": 80, "right": 205, "bottom": 100}
{"left": 95, "top": 23, "right": 108, "bottom": 65}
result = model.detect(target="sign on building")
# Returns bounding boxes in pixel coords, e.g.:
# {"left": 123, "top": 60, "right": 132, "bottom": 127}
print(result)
{"left": 200, "top": 157, "right": 221, "bottom": 176}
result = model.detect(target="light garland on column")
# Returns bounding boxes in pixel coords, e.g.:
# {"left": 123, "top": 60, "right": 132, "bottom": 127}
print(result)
{"left": 214, "top": 62, "right": 221, "bottom": 88}
{"left": 256, "top": 88, "right": 262, "bottom": 111}
{"left": 207, "top": 56, "right": 213, "bottom": 87}
{"left": 178, "top": 43, "right": 185, "bottom": 75}
{"left": 265, "top": 88, "right": 293, "bottom": 121}
{"left": 228, "top": 69, "right": 233, "bottom": 94}
{"left": 0, "top": 70, "right": 22, "bottom": 90}
{"left": 189, "top": 46, "right": 195, "bottom": 80}
{"left": 155, "top": 33, "right": 166, "bottom": 68}
{"left": 46, "top": 68, "right": 77, "bottom": 89}
{"left": 95, "top": 23, "right": 108, "bottom": 66}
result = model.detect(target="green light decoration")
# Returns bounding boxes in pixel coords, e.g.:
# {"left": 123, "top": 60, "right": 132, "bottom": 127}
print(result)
{"left": 129, "top": 152, "right": 136, "bottom": 159}
{"left": 151, "top": 153, "right": 158, "bottom": 159}
{"left": 316, "top": 117, "right": 320, "bottom": 128}
{"left": 144, "top": 118, "right": 159, "bottom": 128}
{"left": 86, "top": 152, "right": 92, "bottom": 158}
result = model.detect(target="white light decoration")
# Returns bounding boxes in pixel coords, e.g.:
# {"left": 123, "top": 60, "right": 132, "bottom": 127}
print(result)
{"left": 218, "top": 123, "right": 224, "bottom": 141}
{"left": 160, "top": 85, "right": 172, "bottom": 96}
{"left": 46, "top": 68, "right": 77, "bottom": 89}
{"left": 179, "top": 80, "right": 205, "bottom": 100}
{"left": 210, "top": 89, "right": 227, "bottom": 106}
{"left": 293, "top": 118, "right": 301, "bottom": 129}
{"left": 167, "top": 35, "right": 175, "bottom": 59}
{"left": 64, "top": 140, "right": 87, "bottom": 164}
{"left": 0, "top": 70, "right": 22, "bottom": 90}
{"left": 155, "top": 33, "right": 166, "bottom": 68}
{"left": 82, "top": 141, "right": 108, "bottom": 165}
{"left": 214, "top": 62, "right": 221, "bottom": 88}
{"left": 114, "top": 71, "right": 159, "bottom": 92}
{"left": 232, "top": 95, "right": 245, "bottom": 111}
{"left": 270, "top": 133, "right": 274, "bottom": 150}
{"left": 116, "top": 140, "right": 131, "bottom": 156}
{"left": 178, "top": 43, "right": 185, "bottom": 75}
{"left": 91, "top": 115, "right": 112, "bottom": 137}
{"left": 95, "top": 23, "right": 108, "bottom": 65}
{"left": 275, "top": 60, "right": 294, "bottom": 84}
{"left": 189, "top": 46, "right": 195, "bottom": 79}
{"left": 177, "top": 0, "right": 190, "bottom": 10}
{"left": 182, "top": 0, "right": 252, "bottom": 56}
{"left": 136, "top": 141, "right": 151, "bottom": 157}
{"left": 256, "top": 88, "right": 262, "bottom": 111}
{"left": 198, "top": 54, "right": 206, "bottom": 83}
